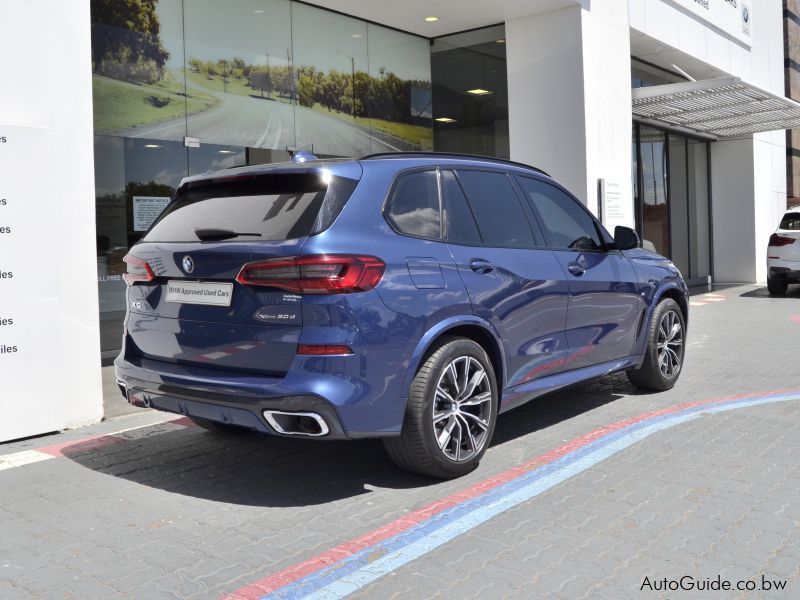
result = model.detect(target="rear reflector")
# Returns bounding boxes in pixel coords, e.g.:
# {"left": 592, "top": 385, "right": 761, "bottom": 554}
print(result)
{"left": 297, "top": 344, "right": 353, "bottom": 355}
{"left": 769, "top": 233, "right": 795, "bottom": 247}
{"left": 123, "top": 254, "right": 155, "bottom": 285}
{"left": 236, "top": 254, "right": 385, "bottom": 294}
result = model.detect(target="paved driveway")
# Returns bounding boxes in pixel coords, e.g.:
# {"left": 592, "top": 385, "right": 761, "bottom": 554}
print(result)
{"left": 1, "top": 285, "right": 799, "bottom": 599}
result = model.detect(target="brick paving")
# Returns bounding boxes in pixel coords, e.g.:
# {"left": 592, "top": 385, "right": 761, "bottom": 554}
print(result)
{"left": 0, "top": 284, "right": 799, "bottom": 599}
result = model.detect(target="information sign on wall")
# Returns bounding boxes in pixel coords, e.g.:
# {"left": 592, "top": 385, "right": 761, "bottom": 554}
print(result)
{"left": 0, "top": 125, "right": 63, "bottom": 441}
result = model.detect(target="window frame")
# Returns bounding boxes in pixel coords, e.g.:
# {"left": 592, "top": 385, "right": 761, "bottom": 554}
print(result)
{"left": 514, "top": 174, "right": 614, "bottom": 254}
{"left": 447, "top": 167, "right": 548, "bottom": 250}
{"left": 382, "top": 167, "right": 443, "bottom": 242}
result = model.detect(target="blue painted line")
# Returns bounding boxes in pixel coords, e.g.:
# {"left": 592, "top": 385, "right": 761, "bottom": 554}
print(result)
{"left": 266, "top": 391, "right": 800, "bottom": 600}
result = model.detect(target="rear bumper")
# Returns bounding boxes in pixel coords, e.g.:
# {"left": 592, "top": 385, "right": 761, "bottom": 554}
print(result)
{"left": 768, "top": 264, "right": 800, "bottom": 282}
{"left": 123, "top": 378, "right": 349, "bottom": 439}
{"left": 115, "top": 352, "right": 404, "bottom": 439}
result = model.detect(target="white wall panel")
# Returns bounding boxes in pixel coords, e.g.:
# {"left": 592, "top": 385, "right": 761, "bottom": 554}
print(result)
{"left": 0, "top": 0, "right": 102, "bottom": 440}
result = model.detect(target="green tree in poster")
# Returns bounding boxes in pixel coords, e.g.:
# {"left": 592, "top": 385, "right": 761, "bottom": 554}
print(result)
{"left": 248, "top": 66, "right": 273, "bottom": 98}
{"left": 91, "top": 0, "right": 170, "bottom": 85}
{"left": 297, "top": 67, "right": 322, "bottom": 107}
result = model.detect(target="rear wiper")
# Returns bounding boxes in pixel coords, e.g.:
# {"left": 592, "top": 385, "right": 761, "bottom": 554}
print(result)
{"left": 194, "top": 228, "right": 260, "bottom": 241}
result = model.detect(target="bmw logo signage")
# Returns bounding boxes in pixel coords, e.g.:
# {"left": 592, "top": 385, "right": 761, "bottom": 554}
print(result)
{"left": 182, "top": 255, "right": 195, "bottom": 274}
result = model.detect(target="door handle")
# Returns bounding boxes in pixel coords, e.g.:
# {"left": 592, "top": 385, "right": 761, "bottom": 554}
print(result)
{"left": 469, "top": 259, "right": 494, "bottom": 274}
{"left": 567, "top": 262, "right": 585, "bottom": 277}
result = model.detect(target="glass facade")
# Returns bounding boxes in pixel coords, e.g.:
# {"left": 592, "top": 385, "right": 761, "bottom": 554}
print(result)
{"left": 631, "top": 57, "right": 712, "bottom": 285}
{"left": 91, "top": 0, "right": 436, "bottom": 357}
{"left": 632, "top": 123, "right": 711, "bottom": 285}
{"left": 431, "top": 25, "right": 509, "bottom": 158}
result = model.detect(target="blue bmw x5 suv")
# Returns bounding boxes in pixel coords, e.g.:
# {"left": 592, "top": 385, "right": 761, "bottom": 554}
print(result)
{"left": 116, "top": 152, "right": 688, "bottom": 478}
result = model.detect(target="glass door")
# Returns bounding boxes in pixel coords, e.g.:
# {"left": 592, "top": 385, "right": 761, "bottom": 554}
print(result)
{"left": 688, "top": 139, "right": 711, "bottom": 280}
{"left": 669, "top": 134, "right": 690, "bottom": 277}
{"left": 632, "top": 124, "right": 712, "bottom": 284}
{"left": 639, "top": 126, "right": 669, "bottom": 256}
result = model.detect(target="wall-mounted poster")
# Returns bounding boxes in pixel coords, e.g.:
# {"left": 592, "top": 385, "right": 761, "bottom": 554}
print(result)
{"left": 182, "top": 0, "right": 295, "bottom": 150}
{"left": 90, "top": 0, "right": 193, "bottom": 141}
{"left": 90, "top": 0, "right": 433, "bottom": 156}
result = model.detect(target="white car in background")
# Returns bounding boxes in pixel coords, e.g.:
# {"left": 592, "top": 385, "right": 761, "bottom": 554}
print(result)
{"left": 767, "top": 207, "right": 800, "bottom": 295}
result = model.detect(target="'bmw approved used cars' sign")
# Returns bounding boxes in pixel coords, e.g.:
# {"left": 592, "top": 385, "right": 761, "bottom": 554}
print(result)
{"left": 666, "top": 0, "right": 752, "bottom": 46}
{"left": 166, "top": 281, "right": 233, "bottom": 307}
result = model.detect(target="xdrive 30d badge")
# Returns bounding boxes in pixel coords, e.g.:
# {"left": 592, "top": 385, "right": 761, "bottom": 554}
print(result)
{"left": 116, "top": 152, "right": 689, "bottom": 478}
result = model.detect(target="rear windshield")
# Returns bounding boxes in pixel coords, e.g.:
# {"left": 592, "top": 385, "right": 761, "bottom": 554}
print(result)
{"left": 779, "top": 212, "right": 800, "bottom": 231}
{"left": 143, "top": 173, "right": 357, "bottom": 242}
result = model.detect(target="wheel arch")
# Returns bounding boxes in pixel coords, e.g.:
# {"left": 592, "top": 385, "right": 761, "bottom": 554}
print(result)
{"left": 633, "top": 282, "right": 689, "bottom": 359}
{"left": 403, "top": 316, "right": 506, "bottom": 403}
{"left": 656, "top": 285, "right": 689, "bottom": 326}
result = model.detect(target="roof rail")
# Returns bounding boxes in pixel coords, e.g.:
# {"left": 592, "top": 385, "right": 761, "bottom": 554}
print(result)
{"left": 360, "top": 151, "right": 550, "bottom": 176}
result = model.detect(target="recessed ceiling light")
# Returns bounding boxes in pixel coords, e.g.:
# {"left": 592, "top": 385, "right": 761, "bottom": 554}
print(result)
{"left": 424, "top": 16, "right": 439, "bottom": 22}
{"left": 144, "top": 144, "right": 162, "bottom": 148}
{"left": 496, "top": 38, "right": 506, "bottom": 44}
{"left": 466, "top": 88, "right": 492, "bottom": 95}
{"left": 352, "top": 34, "right": 362, "bottom": 38}
{"left": 435, "top": 117, "right": 456, "bottom": 123}
{"left": 254, "top": 9, "right": 265, "bottom": 13}
{"left": 218, "top": 150, "right": 235, "bottom": 154}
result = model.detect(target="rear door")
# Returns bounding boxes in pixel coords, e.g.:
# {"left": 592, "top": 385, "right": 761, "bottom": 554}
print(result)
{"left": 442, "top": 169, "right": 570, "bottom": 389}
{"left": 124, "top": 169, "right": 358, "bottom": 375}
{"left": 516, "top": 176, "right": 642, "bottom": 369}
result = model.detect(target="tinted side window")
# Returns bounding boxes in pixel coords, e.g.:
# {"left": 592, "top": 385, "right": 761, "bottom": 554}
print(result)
{"left": 517, "top": 177, "right": 603, "bottom": 251}
{"left": 442, "top": 170, "right": 482, "bottom": 245}
{"left": 780, "top": 212, "right": 800, "bottom": 231}
{"left": 387, "top": 170, "right": 441, "bottom": 239}
{"left": 456, "top": 170, "right": 536, "bottom": 247}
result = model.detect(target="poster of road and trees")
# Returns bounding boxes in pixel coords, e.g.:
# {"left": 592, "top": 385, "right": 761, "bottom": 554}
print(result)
{"left": 90, "top": 0, "right": 434, "bottom": 156}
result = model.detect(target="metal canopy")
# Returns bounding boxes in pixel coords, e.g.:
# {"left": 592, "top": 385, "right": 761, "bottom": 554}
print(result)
{"left": 632, "top": 77, "right": 800, "bottom": 138}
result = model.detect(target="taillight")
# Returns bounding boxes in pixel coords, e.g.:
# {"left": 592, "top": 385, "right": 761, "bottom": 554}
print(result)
{"left": 123, "top": 254, "right": 155, "bottom": 285}
{"left": 236, "top": 255, "right": 385, "bottom": 294}
{"left": 769, "top": 233, "right": 795, "bottom": 247}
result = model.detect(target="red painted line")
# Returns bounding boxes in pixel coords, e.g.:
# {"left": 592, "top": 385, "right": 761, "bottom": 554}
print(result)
{"left": 223, "top": 387, "right": 800, "bottom": 600}
{"left": 37, "top": 417, "right": 193, "bottom": 457}
{"left": 39, "top": 435, "right": 128, "bottom": 457}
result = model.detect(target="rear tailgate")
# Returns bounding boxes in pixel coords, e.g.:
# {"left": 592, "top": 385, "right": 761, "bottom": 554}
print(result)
{"left": 123, "top": 166, "right": 360, "bottom": 376}
{"left": 127, "top": 240, "right": 306, "bottom": 375}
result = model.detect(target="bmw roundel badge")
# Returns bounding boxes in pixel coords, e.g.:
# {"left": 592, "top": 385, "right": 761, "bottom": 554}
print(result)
{"left": 182, "top": 255, "right": 195, "bottom": 274}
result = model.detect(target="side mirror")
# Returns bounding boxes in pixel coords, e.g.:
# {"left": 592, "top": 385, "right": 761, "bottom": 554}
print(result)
{"left": 614, "top": 226, "right": 640, "bottom": 251}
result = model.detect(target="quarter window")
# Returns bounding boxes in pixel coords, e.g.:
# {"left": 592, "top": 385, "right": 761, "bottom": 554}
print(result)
{"left": 517, "top": 177, "right": 603, "bottom": 251}
{"left": 441, "top": 170, "right": 482, "bottom": 245}
{"left": 455, "top": 170, "right": 537, "bottom": 247}
{"left": 386, "top": 170, "right": 441, "bottom": 239}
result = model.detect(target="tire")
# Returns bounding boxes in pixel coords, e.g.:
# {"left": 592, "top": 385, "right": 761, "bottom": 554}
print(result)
{"left": 627, "top": 298, "right": 686, "bottom": 392}
{"left": 767, "top": 276, "right": 788, "bottom": 296}
{"left": 383, "top": 337, "right": 498, "bottom": 479}
{"left": 188, "top": 416, "right": 251, "bottom": 435}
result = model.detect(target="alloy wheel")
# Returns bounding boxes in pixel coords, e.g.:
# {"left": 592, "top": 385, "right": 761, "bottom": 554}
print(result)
{"left": 657, "top": 310, "right": 683, "bottom": 379}
{"left": 432, "top": 356, "right": 493, "bottom": 462}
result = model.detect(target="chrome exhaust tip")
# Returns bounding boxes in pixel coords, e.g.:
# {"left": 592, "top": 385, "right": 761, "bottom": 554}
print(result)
{"left": 263, "top": 410, "right": 330, "bottom": 437}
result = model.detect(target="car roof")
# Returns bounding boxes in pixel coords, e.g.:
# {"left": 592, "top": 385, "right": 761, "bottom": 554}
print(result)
{"left": 360, "top": 152, "right": 550, "bottom": 177}
{"left": 785, "top": 206, "right": 800, "bottom": 213}
{"left": 177, "top": 152, "right": 552, "bottom": 189}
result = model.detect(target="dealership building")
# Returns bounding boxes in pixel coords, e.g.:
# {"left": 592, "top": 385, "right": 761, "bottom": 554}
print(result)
{"left": 0, "top": 0, "right": 796, "bottom": 440}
